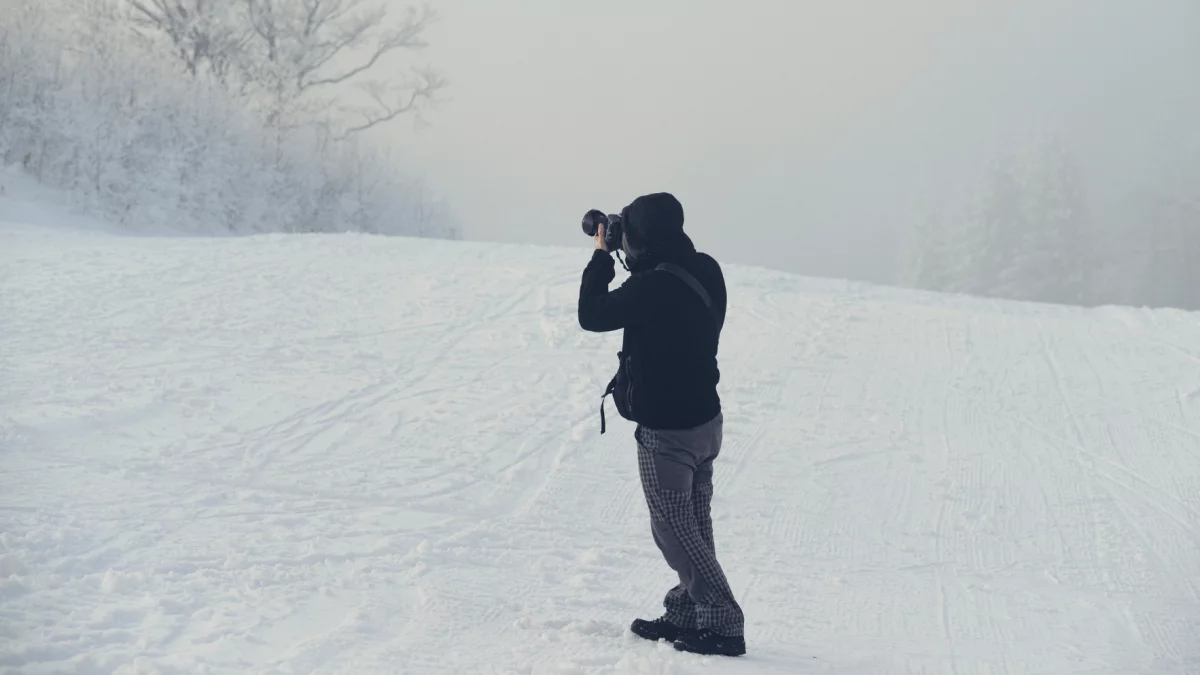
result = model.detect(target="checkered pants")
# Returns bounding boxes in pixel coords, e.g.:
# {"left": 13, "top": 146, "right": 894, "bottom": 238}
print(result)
{"left": 637, "top": 415, "right": 744, "bottom": 637}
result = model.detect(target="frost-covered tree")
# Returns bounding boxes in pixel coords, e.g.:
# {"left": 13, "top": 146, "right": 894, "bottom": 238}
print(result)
{"left": 128, "top": 0, "right": 442, "bottom": 141}
{"left": 984, "top": 144, "right": 1089, "bottom": 304}
{"left": 902, "top": 192, "right": 987, "bottom": 295}
{"left": 903, "top": 141, "right": 1092, "bottom": 306}
{"left": 1128, "top": 127, "right": 1200, "bottom": 310}
{"left": 0, "top": 0, "right": 455, "bottom": 238}
{"left": 129, "top": 0, "right": 247, "bottom": 81}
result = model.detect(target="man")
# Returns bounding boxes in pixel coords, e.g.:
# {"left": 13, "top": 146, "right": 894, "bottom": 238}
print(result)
{"left": 578, "top": 192, "right": 746, "bottom": 657}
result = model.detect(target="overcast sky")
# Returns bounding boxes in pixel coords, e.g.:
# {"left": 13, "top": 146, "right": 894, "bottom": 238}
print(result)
{"left": 386, "top": 0, "right": 1199, "bottom": 283}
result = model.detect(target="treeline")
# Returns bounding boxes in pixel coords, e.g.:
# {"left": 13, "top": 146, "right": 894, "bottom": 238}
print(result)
{"left": 902, "top": 136, "right": 1199, "bottom": 311}
{"left": 0, "top": 0, "right": 456, "bottom": 238}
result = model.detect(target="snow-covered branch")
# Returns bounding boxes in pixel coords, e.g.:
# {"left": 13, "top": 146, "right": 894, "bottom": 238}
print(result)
{"left": 0, "top": 0, "right": 456, "bottom": 239}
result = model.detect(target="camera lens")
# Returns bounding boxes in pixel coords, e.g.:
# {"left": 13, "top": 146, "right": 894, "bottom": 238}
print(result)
{"left": 582, "top": 209, "right": 607, "bottom": 237}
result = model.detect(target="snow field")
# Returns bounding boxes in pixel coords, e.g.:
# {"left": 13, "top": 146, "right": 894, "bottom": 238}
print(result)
{"left": 2, "top": 224, "right": 1200, "bottom": 673}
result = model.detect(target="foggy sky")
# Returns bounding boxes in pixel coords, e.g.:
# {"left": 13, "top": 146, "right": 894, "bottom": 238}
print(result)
{"left": 389, "top": 0, "right": 1199, "bottom": 284}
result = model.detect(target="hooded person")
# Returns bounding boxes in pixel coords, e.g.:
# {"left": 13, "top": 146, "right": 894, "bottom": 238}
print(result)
{"left": 577, "top": 192, "right": 747, "bottom": 657}
{"left": 618, "top": 192, "right": 693, "bottom": 270}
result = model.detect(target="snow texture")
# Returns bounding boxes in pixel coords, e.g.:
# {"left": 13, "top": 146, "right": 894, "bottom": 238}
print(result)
{"left": 2, "top": 215, "right": 1200, "bottom": 674}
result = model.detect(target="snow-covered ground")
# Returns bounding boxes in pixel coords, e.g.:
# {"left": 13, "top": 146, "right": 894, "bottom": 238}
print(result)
{"left": 2, "top": 218, "right": 1200, "bottom": 674}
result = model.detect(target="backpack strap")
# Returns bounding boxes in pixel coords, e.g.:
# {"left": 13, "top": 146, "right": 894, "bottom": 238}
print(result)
{"left": 599, "top": 374, "right": 617, "bottom": 434}
{"left": 656, "top": 263, "right": 720, "bottom": 325}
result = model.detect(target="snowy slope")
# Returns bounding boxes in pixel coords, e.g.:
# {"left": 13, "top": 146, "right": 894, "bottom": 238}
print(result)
{"left": 2, "top": 222, "right": 1200, "bottom": 675}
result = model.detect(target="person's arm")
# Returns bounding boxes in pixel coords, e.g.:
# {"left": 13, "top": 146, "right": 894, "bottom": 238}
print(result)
{"left": 578, "top": 250, "right": 660, "bottom": 332}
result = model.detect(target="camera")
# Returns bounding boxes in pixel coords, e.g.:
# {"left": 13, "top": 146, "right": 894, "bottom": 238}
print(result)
{"left": 582, "top": 209, "right": 623, "bottom": 252}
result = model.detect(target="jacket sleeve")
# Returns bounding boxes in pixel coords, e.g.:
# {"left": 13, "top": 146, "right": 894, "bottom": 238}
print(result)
{"left": 578, "top": 250, "right": 659, "bottom": 332}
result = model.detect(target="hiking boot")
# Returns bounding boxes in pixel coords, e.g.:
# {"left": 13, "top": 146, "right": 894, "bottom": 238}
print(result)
{"left": 673, "top": 628, "right": 746, "bottom": 656}
{"left": 630, "top": 616, "right": 694, "bottom": 643}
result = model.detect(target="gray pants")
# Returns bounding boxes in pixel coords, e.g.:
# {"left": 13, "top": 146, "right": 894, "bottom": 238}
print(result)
{"left": 636, "top": 413, "right": 744, "bottom": 637}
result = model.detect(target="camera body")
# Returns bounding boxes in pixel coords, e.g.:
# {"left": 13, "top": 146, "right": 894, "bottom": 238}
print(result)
{"left": 582, "top": 209, "right": 623, "bottom": 252}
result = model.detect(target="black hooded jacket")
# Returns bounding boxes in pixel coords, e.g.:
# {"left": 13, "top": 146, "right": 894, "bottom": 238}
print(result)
{"left": 578, "top": 231, "right": 727, "bottom": 430}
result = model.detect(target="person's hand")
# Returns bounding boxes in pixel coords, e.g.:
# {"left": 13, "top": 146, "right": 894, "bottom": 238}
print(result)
{"left": 594, "top": 223, "right": 608, "bottom": 251}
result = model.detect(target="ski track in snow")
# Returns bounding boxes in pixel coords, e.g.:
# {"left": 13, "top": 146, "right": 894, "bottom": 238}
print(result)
{"left": 2, "top": 224, "right": 1200, "bottom": 674}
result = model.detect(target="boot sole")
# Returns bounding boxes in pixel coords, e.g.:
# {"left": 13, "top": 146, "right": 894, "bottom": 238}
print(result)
{"left": 631, "top": 627, "right": 687, "bottom": 643}
{"left": 673, "top": 641, "right": 746, "bottom": 657}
